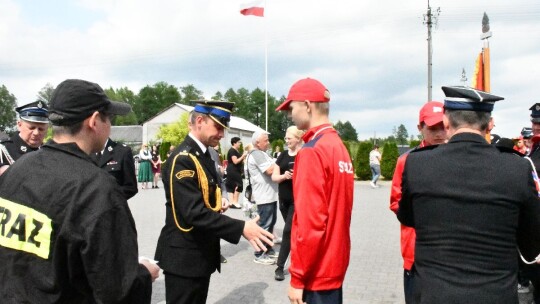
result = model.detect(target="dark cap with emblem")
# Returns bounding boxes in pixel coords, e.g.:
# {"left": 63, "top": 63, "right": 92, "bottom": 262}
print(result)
{"left": 522, "top": 127, "right": 533, "bottom": 139}
{"left": 15, "top": 101, "right": 49, "bottom": 124}
{"left": 442, "top": 86, "right": 504, "bottom": 112}
{"left": 192, "top": 100, "right": 235, "bottom": 128}
{"left": 529, "top": 103, "right": 540, "bottom": 123}
{"left": 48, "top": 79, "right": 132, "bottom": 126}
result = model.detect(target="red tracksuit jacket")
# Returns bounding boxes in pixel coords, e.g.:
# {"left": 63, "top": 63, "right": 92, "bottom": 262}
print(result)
{"left": 290, "top": 124, "right": 354, "bottom": 290}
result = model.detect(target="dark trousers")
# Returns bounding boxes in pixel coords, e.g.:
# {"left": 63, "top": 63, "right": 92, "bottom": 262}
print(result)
{"left": 404, "top": 266, "right": 415, "bottom": 304}
{"left": 527, "top": 264, "right": 540, "bottom": 302}
{"left": 277, "top": 198, "right": 294, "bottom": 269}
{"left": 255, "top": 201, "right": 277, "bottom": 257}
{"left": 303, "top": 288, "right": 343, "bottom": 304}
{"left": 165, "top": 272, "right": 210, "bottom": 304}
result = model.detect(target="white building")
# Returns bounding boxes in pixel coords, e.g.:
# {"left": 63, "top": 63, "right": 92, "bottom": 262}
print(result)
{"left": 141, "top": 103, "right": 266, "bottom": 152}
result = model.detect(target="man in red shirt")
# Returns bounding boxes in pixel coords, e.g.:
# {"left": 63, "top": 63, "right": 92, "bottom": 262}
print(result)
{"left": 276, "top": 78, "right": 354, "bottom": 304}
{"left": 389, "top": 101, "right": 446, "bottom": 304}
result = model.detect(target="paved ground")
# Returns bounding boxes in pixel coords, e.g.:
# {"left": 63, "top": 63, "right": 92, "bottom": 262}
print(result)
{"left": 129, "top": 180, "right": 533, "bottom": 304}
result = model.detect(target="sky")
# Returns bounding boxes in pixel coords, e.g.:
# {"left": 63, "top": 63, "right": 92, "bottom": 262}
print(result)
{"left": 1, "top": 0, "right": 539, "bottom": 139}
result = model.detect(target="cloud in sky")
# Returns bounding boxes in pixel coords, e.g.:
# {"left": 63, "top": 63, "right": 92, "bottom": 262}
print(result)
{"left": 0, "top": 0, "right": 539, "bottom": 139}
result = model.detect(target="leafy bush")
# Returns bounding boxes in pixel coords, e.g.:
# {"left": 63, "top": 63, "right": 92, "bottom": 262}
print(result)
{"left": 355, "top": 141, "right": 373, "bottom": 180}
{"left": 381, "top": 142, "right": 399, "bottom": 180}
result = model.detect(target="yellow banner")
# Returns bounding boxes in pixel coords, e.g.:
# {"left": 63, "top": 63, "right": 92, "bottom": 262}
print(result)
{"left": 0, "top": 197, "right": 52, "bottom": 259}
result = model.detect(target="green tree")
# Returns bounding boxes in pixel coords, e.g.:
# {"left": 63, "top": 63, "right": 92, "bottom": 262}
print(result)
{"left": 156, "top": 113, "right": 190, "bottom": 146}
{"left": 225, "top": 88, "right": 250, "bottom": 119}
{"left": 393, "top": 124, "right": 409, "bottom": 145}
{"left": 211, "top": 91, "right": 224, "bottom": 101}
{"left": 343, "top": 141, "right": 352, "bottom": 160}
{"left": 271, "top": 139, "right": 284, "bottom": 155}
{"left": 160, "top": 142, "right": 171, "bottom": 161}
{"left": 381, "top": 141, "right": 399, "bottom": 180}
{"left": 249, "top": 88, "right": 266, "bottom": 127}
{"left": 104, "top": 87, "right": 139, "bottom": 125}
{"left": 135, "top": 82, "right": 180, "bottom": 124}
{"left": 355, "top": 141, "right": 372, "bottom": 180}
{"left": 410, "top": 139, "right": 421, "bottom": 148}
{"left": 0, "top": 85, "right": 17, "bottom": 132}
{"left": 180, "top": 84, "right": 203, "bottom": 104}
{"left": 334, "top": 120, "right": 358, "bottom": 141}
{"left": 267, "top": 95, "right": 288, "bottom": 141}
{"left": 37, "top": 83, "right": 55, "bottom": 103}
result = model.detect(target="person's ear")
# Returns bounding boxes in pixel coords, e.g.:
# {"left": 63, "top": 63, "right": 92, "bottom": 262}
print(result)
{"left": 86, "top": 111, "right": 101, "bottom": 131}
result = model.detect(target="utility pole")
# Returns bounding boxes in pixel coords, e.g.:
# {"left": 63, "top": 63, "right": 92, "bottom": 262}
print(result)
{"left": 424, "top": 0, "right": 440, "bottom": 101}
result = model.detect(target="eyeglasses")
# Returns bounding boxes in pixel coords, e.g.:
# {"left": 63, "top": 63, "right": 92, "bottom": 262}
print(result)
{"left": 284, "top": 137, "right": 292, "bottom": 141}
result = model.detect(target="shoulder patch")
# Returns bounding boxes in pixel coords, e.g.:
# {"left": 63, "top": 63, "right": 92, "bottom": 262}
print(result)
{"left": 0, "top": 197, "right": 53, "bottom": 259}
{"left": 176, "top": 170, "right": 195, "bottom": 179}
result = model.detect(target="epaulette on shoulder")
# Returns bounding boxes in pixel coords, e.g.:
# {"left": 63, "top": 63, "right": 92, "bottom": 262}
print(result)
{"left": 496, "top": 145, "right": 524, "bottom": 157}
{"left": 410, "top": 144, "right": 439, "bottom": 154}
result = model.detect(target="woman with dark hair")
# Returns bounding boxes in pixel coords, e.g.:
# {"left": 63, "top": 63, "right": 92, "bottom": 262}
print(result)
{"left": 226, "top": 137, "right": 247, "bottom": 209}
{"left": 150, "top": 145, "right": 162, "bottom": 189}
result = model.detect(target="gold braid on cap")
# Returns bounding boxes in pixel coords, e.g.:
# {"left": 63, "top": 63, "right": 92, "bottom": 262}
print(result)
{"left": 169, "top": 152, "right": 222, "bottom": 233}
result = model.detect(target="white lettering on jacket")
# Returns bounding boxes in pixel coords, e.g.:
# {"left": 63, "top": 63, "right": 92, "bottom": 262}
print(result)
{"left": 338, "top": 161, "right": 354, "bottom": 174}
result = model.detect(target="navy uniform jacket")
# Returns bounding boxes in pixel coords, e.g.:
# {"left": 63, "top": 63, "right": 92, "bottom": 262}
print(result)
{"left": 0, "top": 141, "right": 151, "bottom": 303}
{"left": 92, "top": 139, "right": 138, "bottom": 200}
{"left": 154, "top": 135, "right": 244, "bottom": 277}
{"left": 398, "top": 133, "right": 540, "bottom": 304}
{"left": 0, "top": 133, "right": 39, "bottom": 167}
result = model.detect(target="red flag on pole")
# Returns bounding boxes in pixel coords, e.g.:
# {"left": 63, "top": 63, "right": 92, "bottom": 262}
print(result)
{"left": 240, "top": 0, "right": 264, "bottom": 17}
{"left": 472, "top": 52, "right": 484, "bottom": 91}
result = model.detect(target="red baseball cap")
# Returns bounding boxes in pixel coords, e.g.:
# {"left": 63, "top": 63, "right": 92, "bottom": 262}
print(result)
{"left": 419, "top": 101, "right": 444, "bottom": 126}
{"left": 276, "top": 78, "right": 330, "bottom": 111}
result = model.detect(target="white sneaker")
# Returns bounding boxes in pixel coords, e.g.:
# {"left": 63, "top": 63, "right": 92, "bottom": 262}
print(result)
{"left": 253, "top": 254, "right": 275, "bottom": 265}
{"left": 370, "top": 181, "right": 376, "bottom": 188}
{"left": 518, "top": 283, "right": 530, "bottom": 293}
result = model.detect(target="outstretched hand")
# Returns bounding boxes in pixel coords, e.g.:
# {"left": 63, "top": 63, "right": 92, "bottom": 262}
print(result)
{"left": 139, "top": 259, "right": 161, "bottom": 282}
{"left": 242, "top": 215, "right": 274, "bottom": 251}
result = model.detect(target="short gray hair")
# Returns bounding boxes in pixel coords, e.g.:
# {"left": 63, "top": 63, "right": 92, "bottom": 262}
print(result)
{"left": 251, "top": 130, "right": 270, "bottom": 145}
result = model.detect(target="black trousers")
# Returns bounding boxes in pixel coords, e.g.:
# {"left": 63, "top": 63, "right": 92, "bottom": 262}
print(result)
{"left": 277, "top": 198, "right": 294, "bottom": 269}
{"left": 165, "top": 272, "right": 210, "bottom": 304}
{"left": 526, "top": 264, "right": 540, "bottom": 303}
{"left": 303, "top": 288, "right": 343, "bottom": 304}
{"left": 404, "top": 265, "right": 415, "bottom": 304}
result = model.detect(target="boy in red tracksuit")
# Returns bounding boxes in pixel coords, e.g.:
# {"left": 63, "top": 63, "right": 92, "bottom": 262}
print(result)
{"left": 389, "top": 101, "right": 446, "bottom": 303}
{"left": 276, "top": 78, "right": 354, "bottom": 304}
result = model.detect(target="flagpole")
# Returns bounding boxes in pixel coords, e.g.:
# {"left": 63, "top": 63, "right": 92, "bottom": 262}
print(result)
{"left": 264, "top": 0, "right": 268, "bottom": 131}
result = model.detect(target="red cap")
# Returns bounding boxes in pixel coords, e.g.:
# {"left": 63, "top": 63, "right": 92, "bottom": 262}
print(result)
{"left": 276, "top": 78, "right": 330, "bottom": 111}
{"left": 419, "top": 101, "right": 444, "bottom": 126}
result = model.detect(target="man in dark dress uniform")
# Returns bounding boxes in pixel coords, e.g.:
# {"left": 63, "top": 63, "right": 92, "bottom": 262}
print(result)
{"left": 154, "top": 100, "right": 274, "bottom": 304}
{"left": 398, "top": 86, "right": 540, "bottom": 304}
{"left": 0, "top": 101, "right": 49, "bottom": 175}
{"left": 520, "top": 103, "right": 540, "bottom": 302}
{"left": 0, "top": 79, "right": 160, "bottom": 303}
{"left": 93, "top": 137, "right": 138, "bottom": 200}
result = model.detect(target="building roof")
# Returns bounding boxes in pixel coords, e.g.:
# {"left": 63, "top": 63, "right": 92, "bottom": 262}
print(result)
{"left": 110, "top": 125, "right": 142, "bottom": 143}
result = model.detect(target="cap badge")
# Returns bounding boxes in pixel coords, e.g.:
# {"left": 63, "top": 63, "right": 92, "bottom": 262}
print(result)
{"left": 536, "top": 105, "right": 540, "bottom": 111}
{"left": 37, "top": 101, "right": 43, "bottom": 109}
{"left": 108, "top": 146, "right": 113, "bottom": 152}
{"left": 20, "top": 146, "right": 27, "bottom": 153}
{"left": 433, "top": 106, "right": 443, "bottom": 113}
